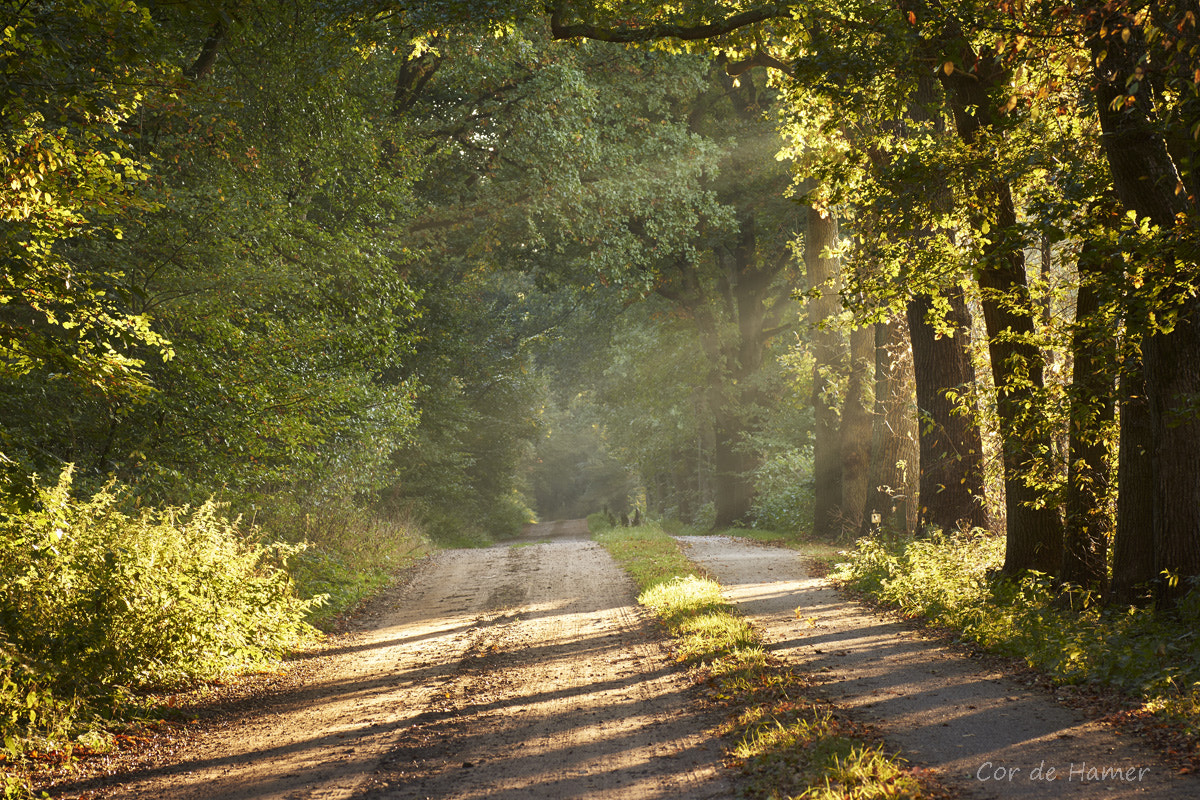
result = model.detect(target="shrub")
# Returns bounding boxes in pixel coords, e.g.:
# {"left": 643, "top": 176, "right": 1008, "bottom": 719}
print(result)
{"left": 751, "top": 449, "right": 814, "bottom": 535}
{"left": 0, "top": 465, "right": 321, "bottom": 777}
{"left": 268, "top": 500, "right": 429, "bottom": 627}
{"left": 836, "top": 531, "right": 1200, "bottom": 701}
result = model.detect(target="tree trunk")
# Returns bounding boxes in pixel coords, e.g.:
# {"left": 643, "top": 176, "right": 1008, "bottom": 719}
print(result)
{"left": 711, "top": 414, "right": 756, "bottom": 527}
{"left": 907, "top": 291, "right": 990, "bottom": 534}
{"left": 839, "top": 323, "right": 874, "bottom": 536}
{"left": 1146, "top": 315, "right": 1200, "bottom": 603}
{"left": 939, "top": 56, "right": 1064, "bottom": 575}
{"left": 1089, "top": 11, "right": 1200, "bottom": 606}
{"left": 806, "top": 207, "right": 847, "bottom": 539}
{"left": 1061, "top": 243, "right": 1118, "bottom": 595}
{"left": 1109, "top": 360, "right": 1156, "bottom": 604}
{"left": 862, "top": 314, "right": 918, "bottom": 537}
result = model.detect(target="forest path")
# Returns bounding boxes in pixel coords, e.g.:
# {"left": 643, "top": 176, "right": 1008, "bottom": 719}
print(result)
{"left": 680, "top": 535, "right": 1200, "bottom": 800}
{"left": 52, "top": 528, "right": 1200, "bottom": 800}
{"left": 55, "top": 520, "right": 730, "bottom": 800}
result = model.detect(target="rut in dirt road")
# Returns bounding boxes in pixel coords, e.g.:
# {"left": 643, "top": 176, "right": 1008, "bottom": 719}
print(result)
{"left": 680, "top": 535, "right": 1200, "bottom": 800}
{"left": 68, "top": 521, "right": 730, "bottom": 800}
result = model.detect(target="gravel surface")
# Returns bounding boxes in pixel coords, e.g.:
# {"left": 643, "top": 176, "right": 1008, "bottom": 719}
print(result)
{"left": 48, "top": 527, "right": 1200, "bottom": 800}
{"left": 50, "top": 521, "right": 730, "bottom": 800}
{"left": 680, "top": 534, "right": 1200, "bottom": 800}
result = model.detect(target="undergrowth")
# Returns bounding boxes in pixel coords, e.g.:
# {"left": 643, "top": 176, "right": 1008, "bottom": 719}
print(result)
{"left": 835, "top": 530, "right": 1200, "bottom": 738}
{"left": 0, "top": 468, "right": 428, "bottom": 799}
{"left": 269, "top": 502, "right": 430, "bottom": 629}
{"left": 592, "top": 517, "right": 931, "bottom": 799}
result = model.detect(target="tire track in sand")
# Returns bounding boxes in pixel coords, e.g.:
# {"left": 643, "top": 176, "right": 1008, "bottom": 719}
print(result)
{"left": 60, "top": 523, "right": 730, "bottom": 800}
{"left": 356, "top": 533, "right": 730, "bottom": 799}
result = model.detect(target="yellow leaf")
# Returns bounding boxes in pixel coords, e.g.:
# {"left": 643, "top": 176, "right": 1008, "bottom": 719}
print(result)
{"left": 1122, "top": 27, "right": 1131, "bottom": 43}
{"left": 943, "top": 61, "right": 955, "bottom": 75}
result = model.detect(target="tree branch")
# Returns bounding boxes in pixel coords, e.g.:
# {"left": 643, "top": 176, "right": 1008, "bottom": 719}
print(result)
{"left": 549, "top": 2, "right": 795, "bottom": 43}
{"left": 184, "top": 20, "right": 227, "bottom": 81}
{"left": 721, "top": 50, "right": 794, "bottom": 76}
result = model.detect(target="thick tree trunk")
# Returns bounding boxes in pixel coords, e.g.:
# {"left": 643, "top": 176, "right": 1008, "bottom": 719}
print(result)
{"left": 1146, "top": 316, "right": 1200, "bottom": 602}
{"left": 907, "top": 291, "right": 990, "bottom": 534}
{"left": 839, "top": 323, "right": 874, "bottom": 536}
{"left": 806, "top": 208, "right": 847, "bottom": 539}
{"left": 861, "top": 314, "right": 918, "bottom": 537}
{"left": 1089, "top": 12, "right": 1200, "bottom": 606}
{"left": 939, "top": 58, "right": 1064, "bottom": 575}
{"left": 1061, "top": 244, "right": 1118, "bottom": 595}
{"left": 1110, "top": 360, "right": 1157, "bottom": 604}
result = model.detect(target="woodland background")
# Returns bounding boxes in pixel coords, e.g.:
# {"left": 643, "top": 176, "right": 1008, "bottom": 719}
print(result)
{"left": 3, "top": 0, "right": 1200, "bottom": 795}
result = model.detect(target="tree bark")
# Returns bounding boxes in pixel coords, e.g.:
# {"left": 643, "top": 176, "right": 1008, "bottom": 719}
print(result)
{"left": 940, "top": 49, "right": 1064, "bottom": 576}
{"left": 1061, "top": 243, "right": 1118, "bottom": 595}
{"left": 806, "top": 207, "right": 847, "bottom": 539}
{"left": 1110, "top": 359, "right": 1157, "bottom": 604}
{"left": 839, "top": 323, "right": 874, "bottom": 536}
{"left": 1088, "top": 10, "right": 1200, "bottom": 606}
{"left": 861, "top": 314, "right": 918, "bottom": 537}
{"left": 907, "top": 291, "right": 990, "bottom": 534}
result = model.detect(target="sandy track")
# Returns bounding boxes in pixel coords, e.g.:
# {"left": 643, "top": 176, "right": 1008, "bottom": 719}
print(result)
{"left": 680, "top": 535, "right": 1200, "bottom": 800}
{"left": 58, "top": 521, "right": 729, "bottom": 800}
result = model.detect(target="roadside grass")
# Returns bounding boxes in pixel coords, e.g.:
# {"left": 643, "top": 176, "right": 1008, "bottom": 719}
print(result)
{"left": 834, "top": 530, "right": 1200, "bottom": 761}
{"left": 509, "top": 539, "right": 551, "bottom": 549}
{"left": 592, "top": 518, "right": 932, "bottom": 799}
{"left": 278, "top": 504, "right": 430, "bottom": 630}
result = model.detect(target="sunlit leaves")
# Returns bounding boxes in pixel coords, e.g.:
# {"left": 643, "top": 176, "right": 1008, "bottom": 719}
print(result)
{"left": 0, "top": 0, "right": 170, "bottom": 395}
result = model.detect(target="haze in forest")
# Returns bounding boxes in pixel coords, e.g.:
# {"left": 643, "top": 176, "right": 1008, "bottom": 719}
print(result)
{"left": 4, "top": 1, "right": 1200, "bottom": 795}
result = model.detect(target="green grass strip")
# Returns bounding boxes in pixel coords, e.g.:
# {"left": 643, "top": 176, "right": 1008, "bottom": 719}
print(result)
{"left": 593, "top": 521, "right": 933, "bottom": 800}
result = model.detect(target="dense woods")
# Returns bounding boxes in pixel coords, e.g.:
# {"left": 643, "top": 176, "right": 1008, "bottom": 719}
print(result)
{"left": 3, "top": 0, "right": 1200, "bottom": 794}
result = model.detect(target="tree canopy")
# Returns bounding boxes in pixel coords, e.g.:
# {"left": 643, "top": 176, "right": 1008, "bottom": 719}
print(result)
{"left": 4, "top": 0, "right": 1200, "bottom": 591}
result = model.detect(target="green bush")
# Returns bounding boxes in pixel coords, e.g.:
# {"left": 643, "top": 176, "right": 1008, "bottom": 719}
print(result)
{"left": 0, "top": 465, "right": 322, "bottom": 773}
{"left": 0, "top": 468, "right": 319, "bottom": 692}
{"left": 269, "top": 500, "right": 429, "bottom": 627}
{"left": 481, "top": 491, "right": 536, "bottom": 540}
{"left": 751, "top": 449, "right": 814, "bottom": 535}
{"left": 836, "top": 531, "right": 1200, "bottom": 702}
{"left": 586, "top": 512, "right": 612, "bottom": 533}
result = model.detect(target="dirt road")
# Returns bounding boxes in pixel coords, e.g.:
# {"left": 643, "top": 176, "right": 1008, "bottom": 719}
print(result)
{"left": 53, "top": 527, "right": 1200, "bottom": 800}
{"left": 58, "top": 521, "right": 730, "bottom": 800}
{"left": 681, "top": 535, "right": 1200, "bottom": 800}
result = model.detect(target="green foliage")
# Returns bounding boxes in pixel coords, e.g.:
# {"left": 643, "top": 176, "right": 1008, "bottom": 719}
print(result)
{"left": 0, "top": 467, "right": 320, "bottom": 795}
{"left": 0, "top": 0, "right": 172, "bottom": 396}
{"left": 0, "top": 468, "right": 318, "bottom": 691}
{"left": 261, "top": 500, "right": 430, "bottom": 628}
{"left": 0, "top": 0, "right": 425, "bottom": 510}
{"left": 751, "top": 449, "right": 816, "bottom": 535}
{"left": 836, "top": 532, "right": 1200, "bottom": 704}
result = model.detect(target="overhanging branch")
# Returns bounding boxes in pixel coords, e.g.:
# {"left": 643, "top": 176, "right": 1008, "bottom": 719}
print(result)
{"left": 549, "top": 2, "right": 795, "bottom": 43}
